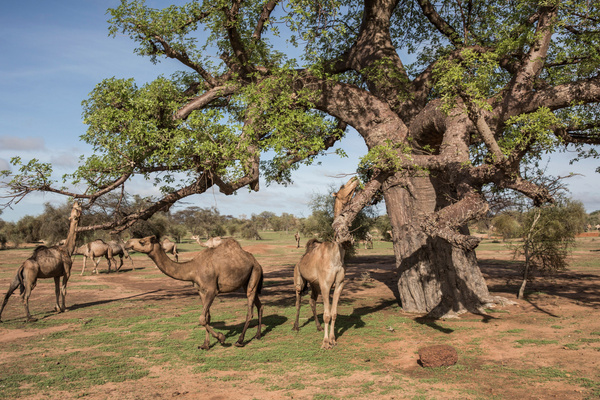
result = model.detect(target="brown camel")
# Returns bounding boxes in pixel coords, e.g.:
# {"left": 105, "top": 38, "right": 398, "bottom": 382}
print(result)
{"left": 0, "top": 202, "right": 82, "bottom": 322}
{"left": 293, "top": 177, "right": 357, "bottom": 349}
{"left": 294, "top": 232, "right": 301, "bottom": 248}
{"left": 161, "top": 238, "right": 179, "bottom": 262}
{"left": 108, "top": 240, "right": 133, "bottom": 271}
{"left": 124, "top": 236, "right": 263, "bottom": 350}
{"left": 75, "top": 239, "right": 115, "bottom": 275}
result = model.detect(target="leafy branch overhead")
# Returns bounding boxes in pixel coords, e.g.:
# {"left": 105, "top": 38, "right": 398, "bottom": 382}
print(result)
{"left": 1, "top": 0, "right": 599, "bottom": 243}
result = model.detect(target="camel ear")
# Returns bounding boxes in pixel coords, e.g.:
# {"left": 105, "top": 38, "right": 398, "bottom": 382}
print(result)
{"left": 332, "top": 192, "right": 338, "bottom": 197}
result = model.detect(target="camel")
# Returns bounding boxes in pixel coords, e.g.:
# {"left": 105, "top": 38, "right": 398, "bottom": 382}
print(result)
{"left": 161, "top": 238, "right": 179, "bottom": 262}
{"left": 294, "top": 232, "right": 301, "bottom": 248}
{"left": 293, "top": 177, "right": 357, "bottom": 349}
{"left": 108, "top": 240, "right": 133, "bottom": 271}
{"left": 192, "top": 235, "right": 225, "bottom": 248}
{"left": 124, "top": 236, "right": 263, "bottom": 350}
{"left": 75, "top": 239, "right": 115, "bottom": 275}
{"left": 0, "top": 202, "right": 82, "bottom": 322}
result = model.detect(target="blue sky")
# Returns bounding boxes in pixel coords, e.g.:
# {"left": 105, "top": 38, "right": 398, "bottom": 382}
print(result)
{"left": 1, "top": 1, "right": 599, "bottom": 223}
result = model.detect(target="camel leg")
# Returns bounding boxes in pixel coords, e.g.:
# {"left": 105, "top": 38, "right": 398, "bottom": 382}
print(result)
{"left": 116, "top": 256, "right": 124, "bottom": 271}
{"left": 53, "top": 276, "right": 61, "bottom": 312}
{"left": 235, "top": 291, "right": 257, "bottom": 347}
{"left": 20, "top": 274, "right": 37, "bottom": 322}
{"left": 0, "top": 274, "right": 20, "bottom": 322}
{"left": 319, "top": 280, "right": 338, "bottom": 350}
{"left": 309, "top": 286, "right": 323, "bottom": 332}
{"left": 254, "top": 296, "right": 263, "bottom": 340}
{"left": 59, "top": 264, "right": 71, "bottom": 313}
{"left": 327, "top": 278, "right": 346, "bottom": 348}
{"left": 81, "top": 256, "right": 87, "bottom": 276}
{"left": 198, "top": 291, "right": 224, "bottom": 350}
{"left": 92, "top": 257, "right": 100, "bottom": 274}
{"left": 292, "top": 272, "right": 305, "bottom": 331}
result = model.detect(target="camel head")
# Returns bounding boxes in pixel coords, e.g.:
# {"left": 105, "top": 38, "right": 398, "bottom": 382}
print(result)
{"left": 124, "top": 236, "right": 159, "bottom": 254}
{"left": 333, "top": 176, "right": 359, "bottom": 217}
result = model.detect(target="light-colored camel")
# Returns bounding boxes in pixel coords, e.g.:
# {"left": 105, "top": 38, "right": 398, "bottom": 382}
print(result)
{"left": 124, "top": 236, "right": 263, "bottom": 350}
{"left": 192, "top": 235, "right": 225, "bottom": 248}
{"left": 108, "top": 240, "right": 133, "bottom": 271}
{"left": 294, "top": 232, "right": 301, "bottom": 248}
{"left": 75, "top": 239, "right": 115, "bottom": 275}
{"left": 0, "top": 202, "right": 82, "bottom": 322}
{"left": 332, "top": 176, "right": 359, "bottom": 217}
{"left": 293, "top": 177, "right": 357, "bottom": 349}
{"left": 161, "top": 238, "right": 179, "bottom": 262}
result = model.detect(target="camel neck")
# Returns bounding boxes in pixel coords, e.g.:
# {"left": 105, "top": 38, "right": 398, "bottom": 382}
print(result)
{"left": 148, "top": 243, "right": 194, "bottom": 282}
{"left": 64, "top": 219, "right": 79, "bottom": 256}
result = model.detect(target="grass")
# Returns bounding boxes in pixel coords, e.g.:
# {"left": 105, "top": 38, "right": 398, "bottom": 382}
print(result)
{"left": 0, "top": 233, "right": 599, "bottom": 399}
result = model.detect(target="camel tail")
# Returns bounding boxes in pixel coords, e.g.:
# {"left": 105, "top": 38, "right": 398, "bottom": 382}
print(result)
{"left": 257, "top": 273, "right": 264, "bottom": 295}
{"left": 17, "top": 265, "right": 26, "bottom": 295}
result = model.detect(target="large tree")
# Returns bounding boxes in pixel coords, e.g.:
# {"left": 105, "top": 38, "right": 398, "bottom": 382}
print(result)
{"left": 3, "top": 0, "right": 600, "bottom": 317}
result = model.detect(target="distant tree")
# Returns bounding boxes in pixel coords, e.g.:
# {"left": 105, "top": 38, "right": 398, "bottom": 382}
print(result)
{"left": 492, "top": 212, "right": 522, "bottom": 241}
{"left": 252, "top": 212, "right": 276, "bottom": 231}
{"left": 240, "top": 221, "right": 261, "bottom": 240}
{"left": 37, "top": 202, "right": 76, "bottom": 245}
{"left": 14, "top": 215, "right": 42, "bottom": 243}
{"left": 172, "top": 206, "right": 225, "bottom": 238}
{"left": 167, "top": 224, "right": 187, "bottom": 243}
{"left": 373, "top": 215, "right": 392, "bottom": 241}
{"left": 513, "top": 199, "right": 586, "bottom": 299}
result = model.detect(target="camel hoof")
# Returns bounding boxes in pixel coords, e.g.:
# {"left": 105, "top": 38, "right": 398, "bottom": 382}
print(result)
{"left": 26, "top": 317, "right": 38, "bottom": 323}
{"left": 292, "top": 325, "right": 299, "bottom": 332}
{"left": 217, "top": 333, "right": 226, "bottom": 344}
{"left": 316, "top": 326, "right": 324, "bottom": 332}
{"left": 198, "top": 344, "right": 210, "bottom": 351}
{"left": 234, "top": 341, "right": 245, "bottom": 347}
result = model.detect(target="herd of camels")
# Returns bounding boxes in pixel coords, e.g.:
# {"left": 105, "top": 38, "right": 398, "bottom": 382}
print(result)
{"left": 0, "top": 178, "right": 362, "bottom": 350}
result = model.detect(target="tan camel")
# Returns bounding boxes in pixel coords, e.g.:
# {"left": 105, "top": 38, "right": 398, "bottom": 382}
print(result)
{"left": 124, "top": 236, "right": 263, "bottom": 350}
{"left": 108, "top": 240, "right": 133, "bottom": 271}
{"left": 293, "top": 177, "right": 357, "bottom": 349}
{"left": 161, "top": 238, "right": 179, "bottom": 261}
{"left": 332, "top": 176, "right": 359, "bottom": 217}
{"left": 294, "top": 232, "right": 301, "bottom": 248}
{"left": 75, "top": 239, "right": 115, "bottom": 275}
{"left": 192, "top": 235, "right": 225, "bottom": 248}
{"left": 0, "top": 202, "right": 82, "bottom": 322}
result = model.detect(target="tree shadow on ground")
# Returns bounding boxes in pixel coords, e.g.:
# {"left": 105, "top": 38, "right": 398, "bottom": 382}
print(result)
{"left": 480, "top": 258, "right": 600, "bottom": 309}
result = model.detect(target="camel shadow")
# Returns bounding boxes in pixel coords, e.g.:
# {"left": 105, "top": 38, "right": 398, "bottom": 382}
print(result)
{"left": 68, "top": 290, "right": 163, "bottom": 311}
{"left": 209, "top": 314, "right": 288, "bottom": 348}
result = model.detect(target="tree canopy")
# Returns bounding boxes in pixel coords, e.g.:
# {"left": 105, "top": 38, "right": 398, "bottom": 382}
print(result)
{"left": 2, "top": 0, "right": 600, "bottom": 315}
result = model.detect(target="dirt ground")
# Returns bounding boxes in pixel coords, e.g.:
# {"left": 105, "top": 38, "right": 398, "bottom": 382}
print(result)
{"left": 0, "top": 240, "right": 599, "bottom": 399}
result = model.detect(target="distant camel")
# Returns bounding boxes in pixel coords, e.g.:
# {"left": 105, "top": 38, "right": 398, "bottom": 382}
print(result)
{"left": 161, "top": 238, "right": 179, "bottom": 262}
{"left": 294, "top": 232, "right": 300, "bottom": 248}
{"left": 0, "top": 202, "right": 82, "bottom": 322}
{"left": 125, "top": 236, "right": 263, "bottom": 350}
{"left": 192, "top": 235, "right": 225, "bottom": 248}
{"left": 108, "top": 240, "right": 133, "bottom": 270}
{"left": 293, "top": 176, "right": 358, "bottom": 349}
{"left": 75, "top": 239, "right": 115, "bottom": 275}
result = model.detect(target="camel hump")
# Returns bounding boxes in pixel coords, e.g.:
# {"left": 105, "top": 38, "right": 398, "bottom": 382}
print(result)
{"left": 304, "top": 239, "right": 322, "bottom": 253}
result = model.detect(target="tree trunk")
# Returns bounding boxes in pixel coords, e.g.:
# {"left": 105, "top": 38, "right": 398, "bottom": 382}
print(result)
{"left": 384, "top": 174, "right": 498, "bottom": 318}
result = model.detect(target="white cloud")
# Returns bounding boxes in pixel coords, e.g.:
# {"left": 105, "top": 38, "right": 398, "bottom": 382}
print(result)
{"left": 0, "top": 136, "right": 45, "bottom": 151}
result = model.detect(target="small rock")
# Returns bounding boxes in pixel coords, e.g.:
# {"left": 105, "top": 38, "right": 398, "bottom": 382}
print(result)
{"left": 418, "top": 344, "right": 458, "bottom": 368}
